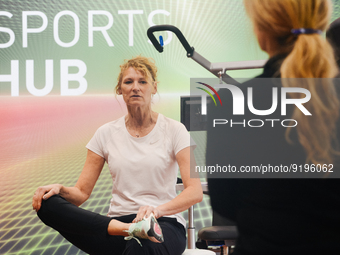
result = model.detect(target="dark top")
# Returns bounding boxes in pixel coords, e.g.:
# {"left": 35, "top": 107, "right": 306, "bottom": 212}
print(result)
{"left": 327, "top": 17, "right": 340, "bottom": 68}
{"left": 206, "top": 54, "right": 340, "bottom": 255}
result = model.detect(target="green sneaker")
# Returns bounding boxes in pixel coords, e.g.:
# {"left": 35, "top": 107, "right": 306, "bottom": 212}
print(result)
{"left": 124, "top": 213, "right": 164, "bottom": 246}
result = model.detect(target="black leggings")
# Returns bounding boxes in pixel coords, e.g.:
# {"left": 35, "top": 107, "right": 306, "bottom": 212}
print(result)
{"left": 37, "top": 195, "right": 186, "bottom": 255}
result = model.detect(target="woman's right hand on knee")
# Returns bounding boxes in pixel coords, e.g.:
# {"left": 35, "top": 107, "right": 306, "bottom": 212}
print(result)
{"left": 32, "top": 184, "right": 63, "bottom": 212}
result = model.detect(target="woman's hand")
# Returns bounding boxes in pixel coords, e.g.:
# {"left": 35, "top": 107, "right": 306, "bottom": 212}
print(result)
{"left": 32, "top": 184, "right": 63, "bottom": 212}
{"left": 132, "top": 205, "right": 162, "bottom": 223}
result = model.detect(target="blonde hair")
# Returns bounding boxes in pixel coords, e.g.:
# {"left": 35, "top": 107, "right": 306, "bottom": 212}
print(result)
{"left": 115, "top": 56, "right": 158, "bottom": 94}
{"left": 244, "top": 0, "right": 339, "bottom": 164}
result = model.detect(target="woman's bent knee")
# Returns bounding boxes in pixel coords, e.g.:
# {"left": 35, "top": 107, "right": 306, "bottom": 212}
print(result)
{"left": 37, "top": 195, "right": 64, "bottom": 224}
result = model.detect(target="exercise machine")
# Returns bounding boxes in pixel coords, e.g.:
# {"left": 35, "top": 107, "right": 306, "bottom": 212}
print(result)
{"left": 147, "top": 25, "right": 266, "bottom": 84}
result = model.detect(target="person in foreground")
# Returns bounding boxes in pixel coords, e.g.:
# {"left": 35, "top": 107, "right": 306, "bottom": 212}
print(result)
{"left": 326, "top": 17, "right": 340, "bottom": 68}
{"left": 32, "top": 56, "right": 203, "bottom": 255}
{"left": 207, "top": 0, "right": 340, "bottom": 255}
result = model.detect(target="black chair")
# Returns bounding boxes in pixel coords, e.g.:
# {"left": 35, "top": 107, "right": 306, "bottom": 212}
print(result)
{"left": 196, "top": 205, "right": 238, "bottom": 255}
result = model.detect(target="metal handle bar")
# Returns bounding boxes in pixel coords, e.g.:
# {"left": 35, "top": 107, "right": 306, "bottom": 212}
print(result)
{"left": 147, "top": 25, "right": 194, "bottom": 57}
{"left": 147, "top": 25, "right": 266, "bottom": 85}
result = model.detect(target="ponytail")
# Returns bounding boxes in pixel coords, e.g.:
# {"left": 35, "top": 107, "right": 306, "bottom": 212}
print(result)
{"left": 281, "top": 29, "right": 339, "bottom": 165}
{"left": 245, "top": 0, "right": 340, "bottom": 164}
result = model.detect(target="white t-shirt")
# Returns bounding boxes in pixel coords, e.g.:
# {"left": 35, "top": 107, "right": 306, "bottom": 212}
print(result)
{"left": 86, "top": 113, "right": 193, "bottom": 227}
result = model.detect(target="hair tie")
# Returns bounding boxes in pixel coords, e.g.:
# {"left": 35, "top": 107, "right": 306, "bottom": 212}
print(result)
{"left": 291, "top": 28, "right": 322, "bottom": 35}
